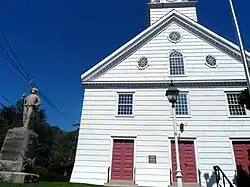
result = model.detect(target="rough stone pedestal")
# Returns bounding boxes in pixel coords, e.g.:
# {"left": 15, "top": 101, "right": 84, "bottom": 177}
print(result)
{"left": 0, "top": 127, "right": 39, "bottom": 183}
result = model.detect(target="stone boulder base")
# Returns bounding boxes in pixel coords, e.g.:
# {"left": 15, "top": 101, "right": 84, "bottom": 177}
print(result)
{"left": 0, "top": 171, "right": 39, "bottom": 183}
{"left": 0, "top": 127, "right": 39, "bottom": 183}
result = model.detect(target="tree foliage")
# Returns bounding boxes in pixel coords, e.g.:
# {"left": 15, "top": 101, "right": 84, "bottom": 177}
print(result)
{"left": 0, "top": 99, "right": 78, "bottom": 177}
{"left": 239, "top": 88, "right": 250, "bottom": 110}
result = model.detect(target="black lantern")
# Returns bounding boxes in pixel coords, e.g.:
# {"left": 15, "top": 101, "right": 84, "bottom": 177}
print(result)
{"left": 180, "top": 123, "right": 184, "bottom": 133}
{"left": 165, "top": 80, "right": 179, "bottom": 104}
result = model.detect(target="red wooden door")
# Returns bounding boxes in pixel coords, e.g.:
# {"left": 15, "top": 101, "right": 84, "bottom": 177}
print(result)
{"left": 111, "top": 139, "right": 134, "bottom": 181}
{"left": 233, "top": 142, "right": 250, "bottom": 174}
{"left": 171, "top": 141, "right": 197, "bottom": 183}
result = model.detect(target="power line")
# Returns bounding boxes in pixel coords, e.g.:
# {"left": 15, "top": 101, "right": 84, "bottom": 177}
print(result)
{"left": 0, "top": 101, "right": 8, "bottom": 109}
{"left": 37, "top": 89, "right": 68, "bottom": 120}
{"left": 0, "top": 30, "right": 78, "bottom": 123}
{"left": 0, "top": 92, "right": 15, "bottom": 106}
{"left": 0, "top": 30, "right": 32, "bottom": 84}
{"left": 0, "top": 30, "right": 32, "bottom": 81}
{"left": 0, "top": 92, "right": 20, "bottom": 113}
{"left": 0, "top": 46, "right": 31, "bottom": 83}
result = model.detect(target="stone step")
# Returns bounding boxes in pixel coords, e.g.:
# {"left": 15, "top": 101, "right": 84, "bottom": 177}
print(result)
{"left": 168, "top": 183, "right": 203, "bottom": 187}
{"left": 104, "top": 180, "right": 138, "bottom": 187}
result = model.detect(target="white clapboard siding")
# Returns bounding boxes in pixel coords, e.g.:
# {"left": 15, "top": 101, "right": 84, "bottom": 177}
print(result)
{"left": 197, "top": 137, "right": 236, "bottom": 185}
{"left": 94, "top": 23, "right": 246, "bottom": 82}
{"left": 71, "top": 87, "right": 250, "bottom": 187}
{"left": 150, "top": 7, "right": 198, "bottom": 25}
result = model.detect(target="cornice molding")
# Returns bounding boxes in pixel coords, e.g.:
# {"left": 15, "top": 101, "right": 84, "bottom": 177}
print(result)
{"left": 82, "top": 10, "right": 250, "bottom": 83}
{"left": 86, "top": 17, "right": 174, "bottom": 82}
{"left": 148, "top": 1, "right": 198, "bottom": 9}
{"left": 83, "top": 80, "right": 247, "bottom": 89}
{"left": 176, "top": 18, "right": 243, "bottom": 62}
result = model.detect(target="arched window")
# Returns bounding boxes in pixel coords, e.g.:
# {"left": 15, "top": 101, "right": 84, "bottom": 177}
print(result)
{"left": 169, "top": 51, "right": 185, "bottom": 75}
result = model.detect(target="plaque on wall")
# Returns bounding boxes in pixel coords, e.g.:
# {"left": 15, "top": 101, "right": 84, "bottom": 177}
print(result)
{"left": 148, "top": 155, "right": 156, "bottom": 164}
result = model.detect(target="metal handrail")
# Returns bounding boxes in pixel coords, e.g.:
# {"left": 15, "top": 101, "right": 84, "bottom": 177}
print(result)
{"left": 170, "top": 169, "right": 173, "bottom": 185}
{"left": 134, "top": 167, "right": 136, "bottom": 184}
{"left": 198, "top": 169, "right": 201, "bottom": 186}
{"left": 213, "top": 165, "right": 234, "bottom": 187}
{"left": 107, "top": 166, "right": 110, "bottom": 183}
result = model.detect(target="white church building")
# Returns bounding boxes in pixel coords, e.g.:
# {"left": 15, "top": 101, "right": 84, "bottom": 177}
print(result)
{"left": 70, "top": 0, "right": 250, "bottom": 187}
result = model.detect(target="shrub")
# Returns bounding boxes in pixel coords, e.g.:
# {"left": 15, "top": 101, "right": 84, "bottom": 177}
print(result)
{"left": 33, "top": 166, "right": 70, "bottom": 182}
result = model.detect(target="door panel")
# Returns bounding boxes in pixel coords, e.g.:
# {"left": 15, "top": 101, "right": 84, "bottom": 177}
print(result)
{"left": 171, "top": 141, "right": 197, "bottom": 183}
{"left": 233, "top": 141, "right": 250, "bottom": 174}
{"left": 111, "top": 139, "right": 134, "bottom": 181}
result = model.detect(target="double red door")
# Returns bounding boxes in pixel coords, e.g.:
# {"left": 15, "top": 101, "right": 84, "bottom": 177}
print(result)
{"left": 171, "top": 141, "right": 197, "bottom": 183}
{"left": 233, "top": 141, "right": 250, "bottom": 174}
{"left": 111, "top": 139, "right": 134, "bottom": 181}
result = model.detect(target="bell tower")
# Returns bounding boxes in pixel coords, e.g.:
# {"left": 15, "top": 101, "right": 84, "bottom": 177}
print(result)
{"left": 148, "top": 0, "right": 198, "bottom": 25}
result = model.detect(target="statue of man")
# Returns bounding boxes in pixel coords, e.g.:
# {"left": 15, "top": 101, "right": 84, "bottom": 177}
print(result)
{"left": 23, "top": 87, "right": 41, "bottom": 128}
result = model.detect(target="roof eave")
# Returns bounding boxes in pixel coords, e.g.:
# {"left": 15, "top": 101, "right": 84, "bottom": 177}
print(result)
{"left": 81, "top": 9, "right": 177, "bottom": 82}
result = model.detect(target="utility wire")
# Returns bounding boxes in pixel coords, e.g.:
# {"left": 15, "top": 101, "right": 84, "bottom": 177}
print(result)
{"left": 0, "top": 92, "right": 15, "bottom": 107}
{"left": 0, "top": 92, "right": 20, "bottom": 113}
{"left": 37, "top": 89, "right": 68, "bottom": 120}
{"left": 0, "top": 46, "right": 31, "bottom": 83}
{"left": 0, "top": 101, "right": 8, "bottom": 109}
{"left": 0, "top": 30, "right": 78, "bottom": 123}
{"left": 0, "top": 30, "right": 32, "bottom": 81}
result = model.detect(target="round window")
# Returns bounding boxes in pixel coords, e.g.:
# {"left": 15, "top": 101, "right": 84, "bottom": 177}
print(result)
{"left": 168, "top": 31, "right": 182, "bottom": 43}
{"left": 205, "top": 55, "right": 217, "bottom": 67}
{"left": 138, "top": 57, "right": 148, "bottom": 69}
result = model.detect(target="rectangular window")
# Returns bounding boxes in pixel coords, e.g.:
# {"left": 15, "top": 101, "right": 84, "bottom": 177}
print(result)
{"left": 170, "top": 60, "right": 185, "bottom": 75}
{"left": 176, "top": 93, "right": 189, "bottom": 115}
{"left": 117, "top": 93, "right": 133, "bottom": 116}
{"left": 227, "top": 93, "right": 246, "bottom": 116}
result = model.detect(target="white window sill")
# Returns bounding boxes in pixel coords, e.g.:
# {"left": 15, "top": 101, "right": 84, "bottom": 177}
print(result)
{"left": 169, "top": 75, "right": 187, "bottom": 77}
{"left": 228, "top": 115, "right": 250, "bottom": 118}
{"left": 171, "top": 115, "right": 191, "bottom": 118}
{"left": 115, "top": 115, "right": 135, "bottom": 118}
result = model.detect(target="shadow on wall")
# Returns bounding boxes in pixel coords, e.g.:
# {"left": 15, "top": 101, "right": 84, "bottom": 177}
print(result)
{"left": 203, "top": 149, "right": 250, "bottom": 187}
{"left": 204, "top": 167, "right": 250, "bottom": 187}
{"left": 204, "top": 172, "right": 216, "bottom": 187}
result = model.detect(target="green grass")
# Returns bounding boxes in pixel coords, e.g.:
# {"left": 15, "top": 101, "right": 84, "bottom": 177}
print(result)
{"left": 1, "top": 182, "right": 103, "bottom": 187}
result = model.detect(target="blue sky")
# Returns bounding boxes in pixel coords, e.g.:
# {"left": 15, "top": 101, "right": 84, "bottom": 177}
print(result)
{"left": 0, "top": 0, "right": 249, "bottom": 131}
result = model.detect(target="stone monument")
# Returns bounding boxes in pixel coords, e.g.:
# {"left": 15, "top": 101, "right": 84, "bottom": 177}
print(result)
{"left": 0, "top": 87, "right": 41, "bottom": 183}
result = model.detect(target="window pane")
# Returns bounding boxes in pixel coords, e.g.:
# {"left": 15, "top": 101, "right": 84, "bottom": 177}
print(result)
{"left": 227, "top": 93, "right": 246, "bottom": 116}
{"left": 118, "top": 94, "right": 133, "bottom": 115}
{"left": 176, "top": 93, "right": 188, "bottom": 115}
{"left": 169, "top": 51, "right": 185, "bottom": 75}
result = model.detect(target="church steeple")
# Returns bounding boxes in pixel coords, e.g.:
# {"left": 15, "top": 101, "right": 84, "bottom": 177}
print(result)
{"left": 148, "top": 0, "right": 198, "bottom": 25}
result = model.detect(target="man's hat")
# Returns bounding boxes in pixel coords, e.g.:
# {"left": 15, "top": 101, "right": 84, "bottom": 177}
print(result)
{"left": 32, "top": 87, "right": 39, "bottom": 92}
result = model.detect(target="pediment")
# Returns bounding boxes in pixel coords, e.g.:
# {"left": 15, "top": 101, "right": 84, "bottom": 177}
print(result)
{"left": 81, "top": 10, "right": 250, "bottom": 83}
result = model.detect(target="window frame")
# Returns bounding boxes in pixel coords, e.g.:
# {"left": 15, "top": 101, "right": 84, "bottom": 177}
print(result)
{"left": 225, "top": 91, "right": 250, "bottom": 118}
{"left": 170, "top": 91, "right": 191, "bottom": 118}
{"left": 205, "top": 54, "right": 218, "bottom": 68}
{"left": 168, "top": 31, "right": 183, "bottom": 43}
{"left": 175, "top": 92, "right": 190, "bottom": 116}
{"left": 115, "top": 92, "right": 135, "bottom": 117}
{"left": 168, "top": 50, "right": 187, "bottom": 77}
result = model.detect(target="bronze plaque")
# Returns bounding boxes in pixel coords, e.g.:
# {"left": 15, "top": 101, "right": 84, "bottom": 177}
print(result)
{"left": 148, "top": 155, "right": 156, "bottom": 164}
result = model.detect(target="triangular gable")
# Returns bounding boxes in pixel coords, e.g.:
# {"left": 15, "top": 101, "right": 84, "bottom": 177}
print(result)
{"left": 81, "top": 9, "right": 250, "bottom": 83}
